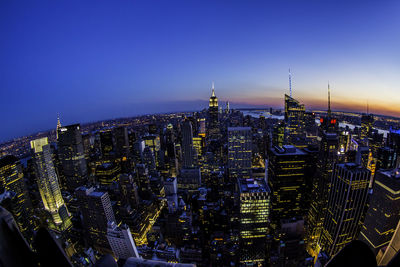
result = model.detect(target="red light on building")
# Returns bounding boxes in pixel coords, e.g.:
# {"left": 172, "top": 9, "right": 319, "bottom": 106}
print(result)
{"left": 320, "top": 118, "right": 324, "bottom": 123}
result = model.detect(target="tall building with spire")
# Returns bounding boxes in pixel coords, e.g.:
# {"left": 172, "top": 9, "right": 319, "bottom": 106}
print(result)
{"left": 306, "top": 84, "right": 339, "bottom": 257}
{"left": 361, "top": 113, "right": 374, "bottom": 143}
{"left": 284, "top": 68, "right": 307, "bottom": 147}
{"left": 56, "top": 114, "right": 62, "bottom": 139}
{"left": 284, "top": 94, "right": 306, "bottom": 147}
{"left": 208, "top": 82, "right": 220, "bottom": 139}
{"left": 319, "top": 83, "right": 338, "bottom": 133}
{"left": 225, "top": 101, "right": 230, "bottom": 114}
{"left": 30, "top": 137, "right": 72, "bottom": 232}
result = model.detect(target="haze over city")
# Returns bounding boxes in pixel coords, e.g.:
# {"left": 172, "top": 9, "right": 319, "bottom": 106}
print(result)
{"left": 1, "top": 0, "right": 399, "bottom": 140}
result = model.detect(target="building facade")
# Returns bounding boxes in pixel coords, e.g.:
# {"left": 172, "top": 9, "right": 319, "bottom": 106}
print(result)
{"left": 31, "top": 137, "right": 72, "bottom": 232}
{"left": 318, "top": 163, "right": 370, "bottom": 257}
{"left": 228, "top": 127, "right": 252, "bottom": 180}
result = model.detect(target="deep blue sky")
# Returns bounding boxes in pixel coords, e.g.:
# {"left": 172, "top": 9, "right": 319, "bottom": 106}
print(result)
{"left": 1, "top": 0, "right": 400, "bottom": 142}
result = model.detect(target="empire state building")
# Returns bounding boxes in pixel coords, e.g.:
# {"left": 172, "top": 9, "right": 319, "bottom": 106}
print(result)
{"left": 208, "top": 82, "right": 220, "bottom": 139}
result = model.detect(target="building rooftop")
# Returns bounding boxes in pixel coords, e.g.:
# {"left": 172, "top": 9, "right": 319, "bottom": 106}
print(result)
{"left": 0, "top": 155, "right": 18, "bottom": 168}
{"left": 271, "top": 145, "right": 306, "bottom": 156}
{"left": 380, "top": 169, "right": 400, "bottom": 179}
{"left": 338, "top": 163, "right": 370, "bottom": 173}
{"left": 228, "top": 127, "right": 251, "bottom": 131}
{"left": 89, "top": 191, "right": 106, "bottom": 197}
{"left": 239, "top": 178, "right": 270, "bottom": 194}
{"left": 165, "top": 177, "right": 176, "bottom": 183}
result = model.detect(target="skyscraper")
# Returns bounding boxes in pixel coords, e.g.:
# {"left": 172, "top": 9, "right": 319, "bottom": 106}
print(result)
{"left": 56, "top": 113, "right": 62, "bottom": 139}
{"left": 178, "top": 167, "right": 201, "bottom": 191}
{"left": 318, "top": 163, "right": 370, "bottom": 257}
{"left": 268, "top": 145, "right": 307, "bottom": 226}
{"left": 377, "top": 218, "right": 400, "bottom": 265}
{"left": 319, "top": 83, "right": 338, "bottom": 134}
{"left": 181, "top": 119, "right": 197, "bottom": 168}
{"left": 76, "top": 186, "right": 116, "bottom": 254}
{"left": 284, "top": 94, "right": 306, "bottom": 147}
{"left": 306, "top": 132, "right": 339, "bottom": 256}
{"left": 100, "top": 129, "right": 114, "bottom": 158}
{"left": 376, "top": 147, "right": 397, "bottom": 170}
{"left": 0, "top": 155, "right": 32, "bottom": 239}
{"left": 114, "top": 126, "right": 130, "bottom": 158}
{"left": 118, "top": 173, "right": 140, "bottom": 209}
{"left": 107, "top": 221, "right": 139, "bottom": 260}
{"left": 360, "top": 113, "right": 374, "bottom": 143}
{"left": 359, "top": 168, "right": 400, "bottom": 255}
{"left": 208, "top": 83, "right": 220, "bottom": 139}
{"left": 164, "top": 177, "right": 178, "bottom": 213}
{"left": 57, "top": 124, "right": 88, "bottom": 192}
{"left": 228, "top": 127, "right": 252, "bottom": 180}
{"left": 238, "top": 177, "right": 270, "bottom": 265}
{"left": 30, "top": 137, "right": 72, "bottom": 232}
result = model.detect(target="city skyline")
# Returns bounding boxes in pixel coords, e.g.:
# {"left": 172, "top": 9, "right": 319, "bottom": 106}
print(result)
{"left": 1, "top": 1, "right": 400, "bottom": 140}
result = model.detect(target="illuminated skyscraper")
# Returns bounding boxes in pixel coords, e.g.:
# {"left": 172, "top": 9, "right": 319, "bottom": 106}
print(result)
{"left": 143, "top": 134, "right": 161, "bottom": 167}
{"left": 57, "top": 124, "right": 88, "bottom": 192}
{"left": 318, "top": 163, "right": 370, "bottom": 258}
{"left": 228, "top": 127, "right": 252, "bottom": 179}
{"left": 181, "top": 119, "right": 198, "bottom": 168}
{"left": 95, "top": 162, "right": 121, "bottom": 186}
{"left": 360, "top": 113, "right": 374, "bottom": 143}
{"left": 238, "top": 177, "right": 270, "bottom": 265}
{"left": 208, "top": 83, "right": 220, "bottom": 139}
{"left": 268, "top": 145, "right": 307, "bottom": 226}
{"left": 197, "top": 118, "right": 206, "bottom": 137}
{"left": 284, "top": 94, "right": 306, "bottom": 147}
{"left": 107, "top": 221, "right": 139, "bottom": 260}
{"left": 30, "top": 137, "right": 72, "bottom": 232}
{"left": 359, "top": 168, "right": 400, "bottom": 255}
{"left": 272, "top": 121, "right": 284, "bottom": 147}
{"left": 0, "top": 155, "right": 32, "bottom": 239}
{"left": 76, "top": 186, "right": 116, "bottom": 254}
{"left": 306, "top": 132, "right": 339, "bottom": 256}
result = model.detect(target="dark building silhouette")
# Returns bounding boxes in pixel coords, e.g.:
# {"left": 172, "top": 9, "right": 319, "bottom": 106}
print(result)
{"left": 318, "top": 163, "right": 370, "bottom": 257}
{"left": 57, "top": 124, "right": 88, "bottom": 192}
{"left": 76, "top": 186, "right": 116, "bottom": 254}
{"left": 268, "top": 145, "right": 307, "bottom": 226}
{"left": 0, "top": 155, "right": 33, "bottom": 240}
{"left": 359, "top": 168, "right": 400, "bottom": 255}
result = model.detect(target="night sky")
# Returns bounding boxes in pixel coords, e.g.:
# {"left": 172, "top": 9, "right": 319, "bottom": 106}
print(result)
{"left": 1, "top": 0, "right": 399, "bottom": 142}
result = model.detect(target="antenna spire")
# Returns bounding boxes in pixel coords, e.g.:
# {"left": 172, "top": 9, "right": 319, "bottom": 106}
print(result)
{"left": 367, "top": 100, "right": 369, "bottom": 114}
{"left": 289, "top": 68, "right": 292, "bottom": 97}
{"left": 328, "top": 82, "right": 331, "bottom": 117}
{"left": 211, "top": 81, "right": 215, "bottom": 97}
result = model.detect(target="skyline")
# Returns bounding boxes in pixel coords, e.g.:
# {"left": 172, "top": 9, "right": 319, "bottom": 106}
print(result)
{"left": 1, "top": 0, "right": 400, "bottom": 141}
